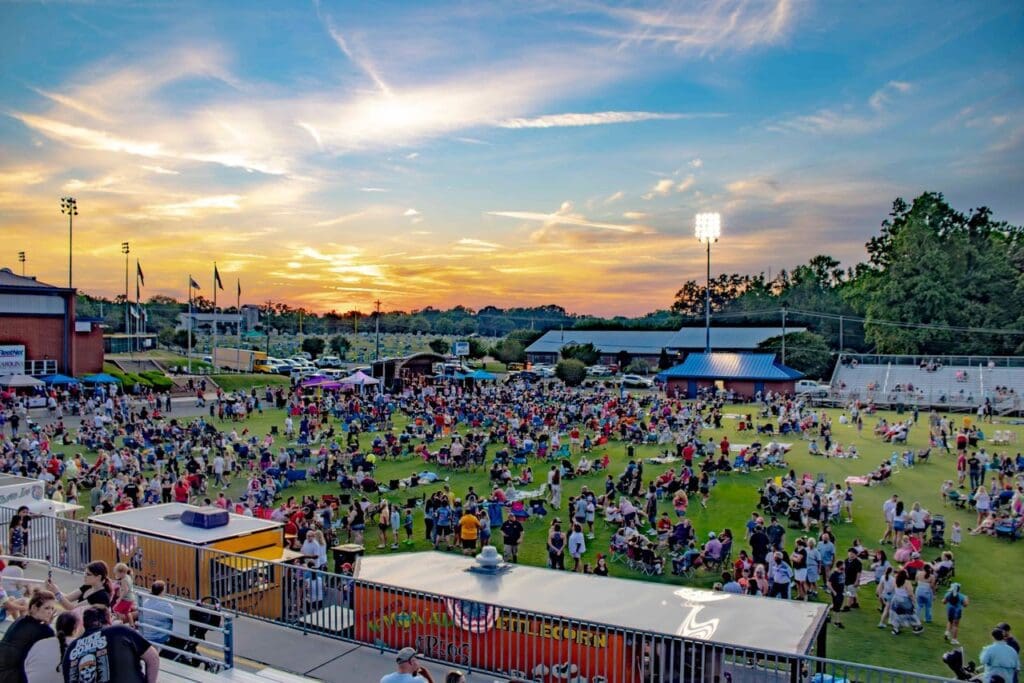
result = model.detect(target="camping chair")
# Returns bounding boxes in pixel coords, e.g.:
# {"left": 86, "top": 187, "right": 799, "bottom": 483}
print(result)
{"left": 529, "top": 499, "right": 548, "bottom": 517}
{"left": 995, "top": 518, "right": 1022, "bottom": 541}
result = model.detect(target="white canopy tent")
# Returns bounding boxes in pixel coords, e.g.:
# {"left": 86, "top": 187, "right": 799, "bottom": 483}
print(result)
{"left": 0, "top": 374, "right": 45, "bottom": 388}
{"left": 339, "top": 370, "right": 379, "bottom": 386}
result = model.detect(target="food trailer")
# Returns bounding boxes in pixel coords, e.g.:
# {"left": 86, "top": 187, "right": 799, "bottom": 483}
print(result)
{"left": 0, "top": 474, "right": 81, "bottom": 517}
{"left": 353, "top": 552, "right": 829, "bottom": 683}
{"left": 89, "top": 503, "right": 301, "bottom": 619}
{"left": 0, "top": 474, "right": 84, "bottom": 561}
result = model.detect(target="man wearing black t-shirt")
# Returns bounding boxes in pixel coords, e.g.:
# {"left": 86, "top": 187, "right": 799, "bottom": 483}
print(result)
{"left": 500, "top": 517, "right": 524, "bottom": 563}
{"left": 842, "top": 548, "right": 863, "bottom": 611}
{"left": 63, "top": 606, "right": 159, "bottom": 683}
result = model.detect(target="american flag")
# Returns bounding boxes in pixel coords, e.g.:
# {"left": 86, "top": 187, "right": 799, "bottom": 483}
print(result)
{"left": 444, "top": 598, "right": 497, "bottom": 633}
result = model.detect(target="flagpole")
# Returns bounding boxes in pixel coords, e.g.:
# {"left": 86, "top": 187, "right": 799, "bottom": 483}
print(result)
{"left": 236, "top": 279, "right": 241, "bottom": 373}
{"left": 212, "top": 262, "right": 218, "bottom": 373}
{"left": 135, "top": 259, "right": 141, "bottom": 354}
{"left": 187, "top": 275, "right": 193, "bottom": 374}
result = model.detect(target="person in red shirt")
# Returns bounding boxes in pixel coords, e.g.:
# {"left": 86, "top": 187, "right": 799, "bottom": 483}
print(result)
{"left": 903, "top": 551, "right": 925, "bottom": 573}
{"left": 720, "top": 437, "right": 730, "bottom": 457}
{"left": 114, "top": 497, "right": 134, "bottom": 512}
{"left": 173, "top": 479, "right": 190, "bottom": 503}
{"left": 682, "top": 443, "right": 695, "bottom": 467}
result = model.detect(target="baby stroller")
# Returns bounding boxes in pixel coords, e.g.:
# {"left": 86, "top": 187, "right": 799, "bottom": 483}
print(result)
{"left": 165, "top": 596, "right": 225, "bottom": 672}
{"left": 928, "top": 515, "right": 946, "bottom": 548}
{"left": 942, "top": 647, "right": 979, "bottom": 681}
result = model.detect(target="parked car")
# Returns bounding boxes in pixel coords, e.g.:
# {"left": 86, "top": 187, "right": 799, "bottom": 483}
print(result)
{"left": 534, "top": 366, "right": 556, "bottom": 378}
{"left": 621, "top": 374, "right": 654, "bottom": 388}
{"left": 586, "top": 365, "right": 612, "bottom": 377}
{"left": 795, "top": 379, "right": 829, "bottom": 397}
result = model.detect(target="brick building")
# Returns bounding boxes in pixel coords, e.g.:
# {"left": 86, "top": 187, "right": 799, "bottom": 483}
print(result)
{"left": 0, "top": 268, "right": 104, "bottom": 376}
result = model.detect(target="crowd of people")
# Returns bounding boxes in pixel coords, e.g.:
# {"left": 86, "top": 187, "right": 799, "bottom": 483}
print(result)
{"left": 1, "top": 375, "right": 1022, "bottom": 682}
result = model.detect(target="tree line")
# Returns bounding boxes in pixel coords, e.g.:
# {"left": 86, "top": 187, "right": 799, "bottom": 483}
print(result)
{"left": 74, "top": 193, "right": 1023, "bottom": 358}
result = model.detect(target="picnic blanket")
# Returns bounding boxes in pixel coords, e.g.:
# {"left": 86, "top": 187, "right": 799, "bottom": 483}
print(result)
{"left": 645, "top": 456, "right": 681, "bottom": 465}
{"left": 507, "top": 485, "right": 547, "bottom": 502}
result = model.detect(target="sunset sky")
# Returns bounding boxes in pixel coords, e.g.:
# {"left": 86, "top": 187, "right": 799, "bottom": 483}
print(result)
{"left": 1, "top": 1, "right": 1022, "bottom": 316}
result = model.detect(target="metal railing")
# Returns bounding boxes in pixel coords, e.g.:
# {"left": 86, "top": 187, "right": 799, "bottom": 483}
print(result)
{"left": 1, "top": 507, "right": 956, "bottom": 682}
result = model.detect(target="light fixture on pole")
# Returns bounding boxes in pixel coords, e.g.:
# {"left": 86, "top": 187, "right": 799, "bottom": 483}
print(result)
{"left": 695, "top": 212, "right": 721, "bottom": 353}
{"left": 60, "top": 197, "right": 78, "bottom": 288}
{"left": 17, "top": 251, "right": 25, "bottom": 277}
{"left": 121, "top": 242, "right": 130, "bottom": 342}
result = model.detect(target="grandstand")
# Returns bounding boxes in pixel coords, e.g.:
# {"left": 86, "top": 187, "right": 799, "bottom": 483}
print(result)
{"left": 828, "top": 354, "right": 1024, "bottom": 414}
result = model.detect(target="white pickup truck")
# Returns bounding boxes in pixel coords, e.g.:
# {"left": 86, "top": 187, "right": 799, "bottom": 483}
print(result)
{"left": 795, "top": 379, "right": 830, "bottom": 397}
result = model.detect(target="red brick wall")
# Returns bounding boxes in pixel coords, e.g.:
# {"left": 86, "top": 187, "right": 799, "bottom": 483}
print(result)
{"left": 73, "top": 327, "right": 104, "bottom": 375}
{"left": 0, "top": 316, "right": 66, "bottom": 368}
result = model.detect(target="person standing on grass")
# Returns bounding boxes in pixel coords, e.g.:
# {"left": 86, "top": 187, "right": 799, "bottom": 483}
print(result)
{"left": 568, "top": 523, "right": 587, "bottom": 572}
{"left": 547, "top": 521, "right": 566, "bottom": 571}
{"left": 827, "top": 561, "right": 846, "bottom": 630}
{"left": 943, "top": 582, "right": 969, "bottom": 645}
{"left": 842, "top": 548, "right": 863, "bottom": 611}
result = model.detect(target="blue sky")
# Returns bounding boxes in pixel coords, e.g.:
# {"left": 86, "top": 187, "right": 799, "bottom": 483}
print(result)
{"left": 1, "top": 0, "right": 1021, "bottom": 315}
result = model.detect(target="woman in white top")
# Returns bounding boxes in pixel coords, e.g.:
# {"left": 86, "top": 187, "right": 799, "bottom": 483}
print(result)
{"left": 24, "top": 611, "right": 80, "bottom": 683}
{"left": 909, "top": 502, "right": 928, "bottom": 536}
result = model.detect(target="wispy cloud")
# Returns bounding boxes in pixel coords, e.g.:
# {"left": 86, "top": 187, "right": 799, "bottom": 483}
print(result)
{"left": 141, "top": 165, "right": 179, "bottom": 175}
{"left": 868, "top": 80, "right": 912, "bottom": 111}
{"left": 497, "top": 111, "right": 719, "bottom": 129}
{"left": 769, "top": 80, "right": 913, "bottom": 135}
{"left": 489, "top": 201, "right": 653, "bottom": 235}
{"left": 403, "top": 208, "right": 420, "bottom": 217}
{"left": 314, "top": 1, "right": 392, "bottom": 96}
{"left": 31, "top": 87, "right": 111, "bottom": 122}
{"left": 454, "top": 238, "right": 502, "bottom": 252}
{"left": 642, "top": 175, "right": 693, "bottom": 199}
{"left": 583, "top": 0, "right": 799, "bottom": 56}
{"left": 360, "top": 187, "right": 388, "bottom": 192}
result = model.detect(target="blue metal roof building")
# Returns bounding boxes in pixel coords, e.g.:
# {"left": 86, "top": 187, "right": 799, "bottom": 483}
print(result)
{"left": 657, "top": 352, "right": 803, "bottom": 399}
{"left": 524, "top": 327, "right": 804, "bottom": 363}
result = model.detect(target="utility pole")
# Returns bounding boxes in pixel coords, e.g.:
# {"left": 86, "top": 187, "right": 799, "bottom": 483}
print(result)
{"left": 781, "top": 304, "right": 788, "bottom": 365}
{"left": 374, "top": 299, "right": 382, "bottom": 360}
{"left": 17, "top": 252, "right": 25, "bottom": 277}
{"left": 839, "top": 315, "right": 844, "bottom": 353}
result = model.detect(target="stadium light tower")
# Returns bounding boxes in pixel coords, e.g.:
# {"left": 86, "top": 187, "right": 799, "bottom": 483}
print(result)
{"left": 695, "top": 212, "right": 721, "bottom": 353}
{"left": 60, "top": 197, "right": 78, "bottom": 288}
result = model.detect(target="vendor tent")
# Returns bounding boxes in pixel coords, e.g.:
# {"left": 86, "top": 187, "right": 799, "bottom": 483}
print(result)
{"left": 0, "top": 374, "right": 45, "bottom": 388}
{"left": 41, "top": 374, "right": 79, "bottom": 386}
{"left": 81, "top": 373, "right": 121, "bottom": 384}
{"left": 467, "top": 369, "right": 496, "bottom": 381}
{"left": 299, "top": 375, "right": 331, "bottom": 387}
{"left": 339, "top": 370, "right": 379, "bottom": 386}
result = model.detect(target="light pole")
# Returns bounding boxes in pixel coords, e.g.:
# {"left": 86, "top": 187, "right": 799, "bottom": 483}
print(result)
{"left": 695, "top": 212, "right": 721, "bottom": 353}
{"left": 60, "top": 197, "right": 78, "bottom": 288}
{"left": 17, "top": 251, "right": 25, "bottom": 276}
{"left": 121, "top": 242, "right": 130, "bottom": 349}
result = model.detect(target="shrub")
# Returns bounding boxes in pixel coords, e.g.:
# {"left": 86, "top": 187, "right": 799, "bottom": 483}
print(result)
{"left": 625, "top": 359, "right": 651, "bottom": 375}
{"left": 555, "top": 359, "right": 587, "bottom": 387}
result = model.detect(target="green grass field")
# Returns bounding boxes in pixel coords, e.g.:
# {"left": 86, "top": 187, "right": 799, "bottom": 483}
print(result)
{"left": 53, "top": 402, "right": 1023, "bottom": 674}
{"left": 209, "top": 374, "right": 291, "bottom": 392}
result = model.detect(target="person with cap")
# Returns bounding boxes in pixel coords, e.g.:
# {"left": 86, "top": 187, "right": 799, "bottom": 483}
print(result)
{"left": 381, "top": 647, "right": 434, "bottom": 683}
{"left": 979, "top": 628, "right": 1020, "bottom": 683}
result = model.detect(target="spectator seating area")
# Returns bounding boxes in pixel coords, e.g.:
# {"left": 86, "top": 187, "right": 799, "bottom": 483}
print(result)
{"left": 830, "top": 356, "right": 1024, "bottom": 412}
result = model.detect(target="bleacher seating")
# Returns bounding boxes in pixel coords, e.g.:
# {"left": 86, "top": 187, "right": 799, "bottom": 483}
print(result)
{"left": 830, "top": 356, "right": 1024, "bottom": 412}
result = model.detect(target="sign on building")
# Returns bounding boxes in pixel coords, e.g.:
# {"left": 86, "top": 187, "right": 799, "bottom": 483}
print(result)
{"left": 0, "top": 345, "right": 25, "bottom": 374}
{"left": 453, "top": 341, "right": 470, "bottom": 357}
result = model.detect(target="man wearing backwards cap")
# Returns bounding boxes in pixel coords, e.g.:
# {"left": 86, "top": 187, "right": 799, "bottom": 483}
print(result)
{"left": 380, "top": 647, "right": 435, "bottom": 683}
